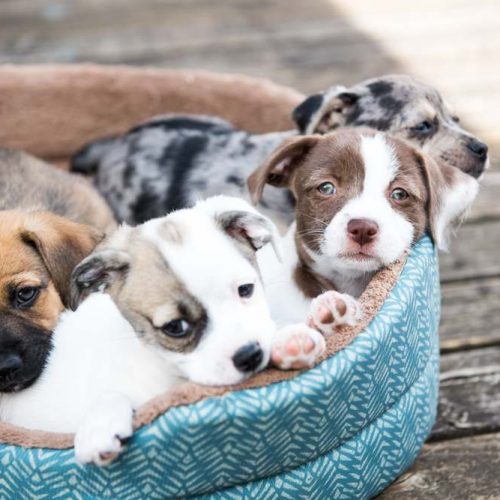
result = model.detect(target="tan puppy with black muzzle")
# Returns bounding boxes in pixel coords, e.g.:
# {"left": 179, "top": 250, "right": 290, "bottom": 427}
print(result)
{"left": 0, "top": 149, "right": 114, "bottom": 392}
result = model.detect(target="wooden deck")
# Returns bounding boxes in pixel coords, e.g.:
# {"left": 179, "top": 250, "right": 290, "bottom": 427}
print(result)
{"left": 1, "top": 1, "right": 499, "bottom": 497}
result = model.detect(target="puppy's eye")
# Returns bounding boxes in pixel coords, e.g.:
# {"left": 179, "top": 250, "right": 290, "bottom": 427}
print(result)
{"left": 317, "top": 182, "right": 336, "bottom": 196}
{"left": 390, "top": 188, "right": 409, "bottom": 201}
{"left": 451, "top": 115, "right": 460, "bottom": 123}
{"left": 14, "top": 286, "right": 40, "bottom": 309}
{"left": 161, "top": 319, "right": 192, "bottom": 338}
{"left": 411, "top": 120, "right": 434, "bottom": 134}
{"left": 238, "top": 283, "right": 254, "bottom": 298}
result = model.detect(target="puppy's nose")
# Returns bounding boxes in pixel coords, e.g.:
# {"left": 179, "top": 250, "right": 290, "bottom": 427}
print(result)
{"left": 0, "top": 354, "right": 22, "bottom": 377}
{"left": 466, "top": 138, "right": 488, "bottom": 161}
{"left": 232, "top": 342, "right": 264, "bottom": 373}
{"left": 347, "top": 219, "right": 379, "bottom": 246}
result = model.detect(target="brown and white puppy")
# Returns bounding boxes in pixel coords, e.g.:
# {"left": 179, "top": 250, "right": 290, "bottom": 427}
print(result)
{"left": 250, "top": 129, "right": 478, "bottom": 333}
{"left": 0, "top": 149, "right": 113, "bottom": 392}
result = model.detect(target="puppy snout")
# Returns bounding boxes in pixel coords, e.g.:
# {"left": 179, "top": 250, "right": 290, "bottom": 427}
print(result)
{"left": 232, "top": 342, "right": 264, "bottom": 373}
{"left": 347, "top": 219, "right": 379, "bottom": 246}
{"left": 0, "top": 353, "right": 23, "bottom": 377}
{"left": 466, "top": 138, "right": 488, "bottom": 161}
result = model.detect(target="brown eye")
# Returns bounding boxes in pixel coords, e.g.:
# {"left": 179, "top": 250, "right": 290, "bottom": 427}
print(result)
{"left": 390, "top": 188, "right": 409, "bottom": 201}
{"left": 161, "top": 319, "right": 192, "bottom": 338}
{"left": 451, "top": 115, "right": 460, "bottom": 123}
{"left": 317, "top": 182, "right": 336, "bottom": 196}
{"left": 13, "top": 286, "right": 40, "bottom": 309}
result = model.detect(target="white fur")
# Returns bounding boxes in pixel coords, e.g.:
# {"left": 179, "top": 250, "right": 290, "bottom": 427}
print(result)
{"left": 434, "top": 172, "right": 478, "bottom": 251}
{"left": 0, "top": 293, "right": 174, "bottom": 433}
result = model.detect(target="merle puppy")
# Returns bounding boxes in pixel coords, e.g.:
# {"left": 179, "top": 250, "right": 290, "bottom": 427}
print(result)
{"left": 71, "top": 75, "right": 488, "bottom": 226}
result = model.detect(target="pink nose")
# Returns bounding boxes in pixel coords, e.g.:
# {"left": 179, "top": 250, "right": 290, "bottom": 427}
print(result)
{"left": 347, "top": 219, "right": 379, "bottom": 246}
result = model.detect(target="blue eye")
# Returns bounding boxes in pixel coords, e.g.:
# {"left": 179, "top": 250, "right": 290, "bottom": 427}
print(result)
{"left": 411, "top": 120, "right": 433, "bottom": 133}
{"left": 390, "top": 188, "right": 409, "bottom": 201}
{"left": 318, "top": 182, "right": 337, "bottom": 196}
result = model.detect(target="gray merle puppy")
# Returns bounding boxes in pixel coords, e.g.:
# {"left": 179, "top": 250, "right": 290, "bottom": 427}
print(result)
{"left": 72, "top": 74, "right": 488, "bottom": 226}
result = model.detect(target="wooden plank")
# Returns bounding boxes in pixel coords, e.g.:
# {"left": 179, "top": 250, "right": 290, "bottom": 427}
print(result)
{"left": 431, "top": 347, "right": 500, "bottom": 441}
{"left": 380, "top": 432, "right": 500, "bottom": 498}
{"left": 439, "top": 220, "right": 500, "bottom": 282}
{"left": 440, "top": 278, "right": 500, "bottom": 351}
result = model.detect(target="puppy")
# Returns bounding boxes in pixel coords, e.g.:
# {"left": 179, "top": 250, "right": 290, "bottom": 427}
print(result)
{"left": 249, "top": 129, "right": 478, "bottom": 332}
{"left": 0, "top": 197, "right": 324, "bottom": 465}
{"left": 0, "top": 211, "right": 102, "bottom": 393}
{"left": 0, "top": 149, "right": 114, "bottom": 393}
{"left": 70, "top": 75, "right": 487, "bottom": 226}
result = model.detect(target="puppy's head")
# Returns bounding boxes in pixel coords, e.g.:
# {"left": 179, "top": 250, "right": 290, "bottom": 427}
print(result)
{"left": 0, "top": 211, "right": 102, "bottom": 392}
{"left": 71, "top": 196, "right": 280, "bottom": 386}
{"left": 292, "top": 75, "right": 488, "bottom": 179}
{"left": 249, "top": 130, "right": 478, "bottom": 280}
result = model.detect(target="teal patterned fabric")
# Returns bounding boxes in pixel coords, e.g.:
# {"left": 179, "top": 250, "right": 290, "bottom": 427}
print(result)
{"left": 0, "top": 236, "right": 440, "bottom": 499}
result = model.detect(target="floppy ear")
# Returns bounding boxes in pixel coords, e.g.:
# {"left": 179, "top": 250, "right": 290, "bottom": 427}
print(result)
{"left": 417, "top": 153, "right": 479, "bottom": 251}
{"left": 247, "top": 135, "right": 321, "bottom": 205}
{"left": 70, "top": 249, "right": 131, "bottom": 310}
{"left": 217, "top": 210, "right": 282, "bottom": 261}
{"left": 21, "top": 212, "right": 103, "bottom": 308}
{"left": 292, "top": 85, "right": 359, "bottom": 134}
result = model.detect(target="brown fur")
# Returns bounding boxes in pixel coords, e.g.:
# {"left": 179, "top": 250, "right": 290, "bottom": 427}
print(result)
{"left": 0, "top": 211, "right": 103, "bottom": 321}
{"left": 0, "top": 148, "right": 116, "bottom": 234}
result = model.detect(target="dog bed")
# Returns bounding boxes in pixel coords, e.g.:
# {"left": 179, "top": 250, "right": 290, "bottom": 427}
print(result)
{"left": 0, "top": 65, "right": 440, "bottom": 499}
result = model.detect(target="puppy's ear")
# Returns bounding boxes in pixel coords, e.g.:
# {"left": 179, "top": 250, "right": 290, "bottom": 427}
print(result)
{"left": 21, "top": 213, "right": 104, "bottom": 308}
{"left": 292, "top": 85, "right": 359, "bottom": 134}
{"left": 217, "top": 210, "right": 282, "bottom": 261}
{"left": 417, "top": 153, "right": 479, "bottom": 251}
{"left": 247, "top": 135, "right": 321, "bottom": 205}
{"left": 70, "top": 249, "right": 131, "bottom": 310}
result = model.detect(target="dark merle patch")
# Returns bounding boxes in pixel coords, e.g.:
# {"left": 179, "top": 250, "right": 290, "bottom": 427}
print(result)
{"left": 367, "top": 80, "right": 394, "bottom": 97}
{"left": 379, "top": 96, "right": 404, "bottom": 114}
{"left": 162, "top": 135, "right": 209, "bottom": 214}
{"left": 292, "top": 93, "right": 324, "bottom": 133}
{"left": 129, "top": 116, "right": 235, "bottom": 135}
{"left": 226, "top": 175, "right": 244, "bottom": 187}
{"left": 131, "top": 186, "right": 162, "bottom": 225}
{"left": 123, "top": 160, "right": 136, "bottom": 189}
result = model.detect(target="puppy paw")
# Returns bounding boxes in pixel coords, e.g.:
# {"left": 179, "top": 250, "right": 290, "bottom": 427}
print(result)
{"left": 271, "top": 324, "right": 326, "bottom": 370}
{"left": 74, "top": 394, "right": 133, "bottom": 466}
{"left": 309, "top": 290, "right": 362, "bottom": 335}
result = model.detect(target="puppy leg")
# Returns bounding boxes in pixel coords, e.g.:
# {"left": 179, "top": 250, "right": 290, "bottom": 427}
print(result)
{"left": 271, "top": 324, "right": 326, "bottom": 370}
{"left": 308, "top": 291, "right": 362, "bottom": 335}
{"left": 74, "top": 392, "right": 134, "bottom": 466}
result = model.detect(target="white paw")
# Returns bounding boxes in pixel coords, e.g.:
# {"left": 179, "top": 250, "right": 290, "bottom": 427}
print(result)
{"left": 271, "top": 324, "right": 326, "bottom": 370}
{"left": 309, "top": 290, "right": 362, "bottom": 335}
{"left": 74, "top": 394, "right": 133, "bottom": 466}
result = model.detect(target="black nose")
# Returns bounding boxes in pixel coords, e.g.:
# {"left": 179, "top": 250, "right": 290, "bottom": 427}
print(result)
{"left": 0, "top": 354, "right": 23, "bottom": 377}
{"left": 466, "top": 138, "right": 488, "bottom": 161}
{"left": 232, "top": 342, "right": 264, "bottom": 373}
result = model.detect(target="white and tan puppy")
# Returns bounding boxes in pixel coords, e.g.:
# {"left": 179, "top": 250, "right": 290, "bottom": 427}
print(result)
{"left": 0, "top": 196, "right": 324, "bottom": 465}
{"left": 251, "top": 129, "right": 478, "bottom": 333}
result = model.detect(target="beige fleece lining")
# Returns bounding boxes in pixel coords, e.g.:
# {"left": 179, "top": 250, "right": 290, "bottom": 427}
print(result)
{"left": 0, "top": 65, "right": 404, "bottom": 449}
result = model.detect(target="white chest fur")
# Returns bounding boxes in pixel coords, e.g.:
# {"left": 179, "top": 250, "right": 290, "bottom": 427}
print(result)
{"left": 0, "top": 294, "right": 179, "bottom": 433}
